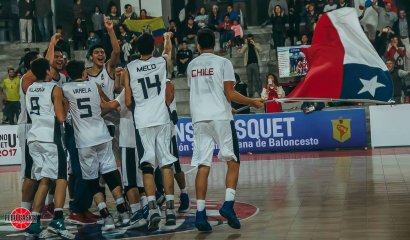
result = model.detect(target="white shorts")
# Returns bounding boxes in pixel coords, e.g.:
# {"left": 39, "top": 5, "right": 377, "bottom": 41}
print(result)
{"left": 136, "top": 123, "right": 177, "bottom": 168}
{"left": 191, "top": 120, "right": 239, "bottom": 167}
{"left": 78, "top": 141, "right": 117, "bottom": 180}
{"left": 121, "top": 147, "right": 143, "bottom": 188}
{"left": 28, "top": 141, "right": 67, "bottom": 181}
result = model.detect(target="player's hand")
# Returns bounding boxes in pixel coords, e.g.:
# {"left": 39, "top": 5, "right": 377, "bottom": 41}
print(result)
{"left": 115, "top": 67, "right": 124, "bottom": 77}
{"left": 251, "top": 98, "right": 265, "bottom": 109}
{"left": 231, "top": 108, "right": 238, "bottom": 115}
{"left": 104, "top": 16, "right": 114, "bottom": 30}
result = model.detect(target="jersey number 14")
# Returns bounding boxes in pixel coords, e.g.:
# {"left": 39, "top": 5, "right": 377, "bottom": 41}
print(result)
{"left": 138, "top": 75, "right": 161, "bottom": 99}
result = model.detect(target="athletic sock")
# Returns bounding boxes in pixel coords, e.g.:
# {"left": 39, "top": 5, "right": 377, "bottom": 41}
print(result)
{"left": 196, "top": 200, "right": 206, "bottom": 212}
{"left": 98, "top": 202, "right": 110, "bottom": 218}
{"left": 21, "top": 202, "right": 32, "bottom": 210}
{"left": 130, "top": 203, "right": 141, "bottom": 214}
{"left": 31, "top": 211, "right": 41, "bottom": 223}
{"left": 180, "top": 188, "right": 188, "bottom": 194}
{"left": 225, "top": 188, "right": 236, "bottom": 202}
{"left": 140, "top": 196, "right": 148, "bottom": 207}
{"left": 115, "top": 197, "right": 127, "bottom": 213}
{"left": 54, "top": 208, "right": 64, "bottom": 220}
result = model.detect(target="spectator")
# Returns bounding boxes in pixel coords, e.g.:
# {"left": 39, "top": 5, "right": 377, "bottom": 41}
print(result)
{"left": 18, "top": 48, "right": 31, "bottom": 73}
{"left": 305, "top": 3, "right": 317, "bottom": 38}
{"left": 385, "top": 59, "right": 410, "bottom": 103}
{"left": 55, "top": 25, "right": 71, "bottom": 59}
{"left": 323, "top": 0, "right": 337, "bottom": 12}
{"left": 232, "top": 73, "right": 250, "bottom": 114}
{"left": 226, "top": 4, "right": 240, "bottom": 22}
{"left": 139, "top": 9, "right": 153, "bottom": 20}
{"left": 233, "top": 0, "right": 248, "bottom": 29}
{"left": 384, "top": 36, "right": 407, "bottom": 69}
{"left": 72, "top": 17, "right": 87, "bottom": 50}
{"left": 288, "top": 0, "right": 303, "bottom": 46}
{"left": 18, "top": 0, "right": 34, "bottom": 43}
{"left": 107, "top": 2, "right": 120, "bottom": 29}
{"left": 270, "top": 5, "right": 286, "bottom": 49}
{"left": 231, "top": 19, "right": 244, "bottom": 47}
{"left": 240, "top": 34, "right": 262, "bottom": 97}
{"left": 73, "top": 0, "right": 85, "bottom": 21}
{"left": 218, "top": 15, "right": 234, "bottom": 53}
{"left": 120, "top": 4, "right": 138, "bottom": 24}
{"left": 35, "top": 0, "right": 51, "bottom": 41}
{"left": 168, "top": 19, "right": 182, "bottom": 47}
{"left": 316, "top": 0, "right": 326, "bottom": 14}
{"left": 183, "top": 17, "right": 199, "bottom": 50}
{"left": 194, "top": 7, "right": 209, "bottom": 29}
{"left": 118, "top": 24, "right": 132, "bottom": 64}
{"left": 296, "top": 34, "right": 310, "bottom": 45}
{"left": 261, "top": 73, "right": 285, "bottom": 113}
{"left": 373, "top": 1, "right": 398, "bottom": 33}
{"left": 375, "top": 26, "right": 395, "bottom": 56}
{"left": 337, "top": 0, "right": 351, "bottom": 8}
{"left": 268, "top": 0, "right": 288, "bottom": 16}
{"left": 92, "top": 5, "right": 104, "bottom": 39}
{"left": 87, "top": 30, "right": 101, "bottom": 49}
{"left": 0, "top": 68, "right": 20, "bottom": 125}
{"left": 208, "top": 5, "right": 221, "bottom": 31}
{"left": 176, "top": 41, "right": 193, "bottom": 75}
{"left": 394, "top": 10, "right": 410, "bottom": 71}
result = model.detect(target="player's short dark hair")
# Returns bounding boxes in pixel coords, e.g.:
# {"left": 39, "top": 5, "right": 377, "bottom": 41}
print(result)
{"left": 197, "top": 28, "right": 215, "bottom": 50}
{"left": 43, "top": 46, "right": 63, "bottom": 57}
{"left": 137, "top": 33, "right": 155, "bottom": 55}
{"left": 125, "top": 4, "right": 131, "bottom": 9}
{"left": 66, "top": 60, "right": 85, "bottom": 80}
{"left": 87, "top": 44, "right": 105, "bottom": 58}
{"left": 24, "top": 51, "right": 40, "bottom": 70}
{"left": 31, "top": 58, "right": 50, "bottom": 80}
{"left": 169, "top": 19, "right": 176, "bottom": 24}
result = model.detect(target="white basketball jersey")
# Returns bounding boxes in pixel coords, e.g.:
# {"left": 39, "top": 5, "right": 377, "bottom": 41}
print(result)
{"left": 187, "top": 53, "right": 235, "bottom": 123}
{"left": 26, "top": 82, "right": 57, "bottom": 143}
{"left": 115, "top": 90, "right": 136, "bottom": 148}
{"left": 52, "top": 73, "right": 67, "bottom": 87}
{"left": 17, "top": 75, "right": 32, "bottom": 147}
{"left": 88, "top": 64, "right": 115, "bottom": 100}
{"left": 127, "top": 57, "right": 170, "bottom": 129}
{"left": 62, "top": 80, "right": 112, "bottom": 148}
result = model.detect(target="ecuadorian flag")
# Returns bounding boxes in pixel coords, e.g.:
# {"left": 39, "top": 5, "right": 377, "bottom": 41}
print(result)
{"left": 124, "top": 17, "right": 166, "bottom": 43}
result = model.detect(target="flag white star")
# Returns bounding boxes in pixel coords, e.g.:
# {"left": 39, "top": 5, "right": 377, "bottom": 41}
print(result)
{"left": 357, "top": 76, "right": 385, "bottom": 97}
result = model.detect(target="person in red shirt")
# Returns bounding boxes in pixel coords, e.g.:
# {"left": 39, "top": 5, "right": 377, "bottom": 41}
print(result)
{"left": 384, "top": 36, "right": 407, "bottom": 69}
{"left": 261, "top": 73, "right": 285, "bottom": 113}
{"left": 218, "top": 15, "right": 234, "bottom": 53}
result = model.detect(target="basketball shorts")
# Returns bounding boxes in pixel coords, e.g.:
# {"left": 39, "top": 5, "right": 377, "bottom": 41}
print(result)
{"left": 78, "top": 141, "right": 117, "bottom": 180}
{"left": 191, "top": 120, "right": 240, "bottom": 167}
{"left": 28, "top": 141, "right": 67, "bottom": 181}
{"left": 135, "top": 123, "right": 177, "bottom": 168}
{"left": 121, "top": 147, "right": 143, "bottom": 188}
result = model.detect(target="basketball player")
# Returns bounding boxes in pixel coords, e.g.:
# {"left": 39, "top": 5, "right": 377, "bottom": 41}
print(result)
{"left": 24, "top": 58, "right": 74, "bottom": 239}
{"left": 19, "top": 34, "right": 60, "bottom": 212}
{"left": 100, "top": 68, "right": 147, "bottom": 229}
{"left": 187, "top": 29, "right": 264, "bottom": 231}
{"left": 122, "top": 32, "right": 177, "bottom": 231}
{"left": 62, "top": 60, "right": 129, "bottom": 231}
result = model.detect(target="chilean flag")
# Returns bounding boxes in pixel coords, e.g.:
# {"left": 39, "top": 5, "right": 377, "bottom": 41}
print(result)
{"left": 288, "top": 8, "right": 393, "bottom": 102}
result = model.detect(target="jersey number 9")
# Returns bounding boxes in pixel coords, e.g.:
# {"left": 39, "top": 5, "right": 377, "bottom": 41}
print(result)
{"left": 30, "top": 97, "right": 40, "bottom": 115}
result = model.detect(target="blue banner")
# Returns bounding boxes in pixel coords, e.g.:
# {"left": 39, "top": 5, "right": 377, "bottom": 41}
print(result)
{"left": 175, "top": 108, "right": 367, "bottom": 156}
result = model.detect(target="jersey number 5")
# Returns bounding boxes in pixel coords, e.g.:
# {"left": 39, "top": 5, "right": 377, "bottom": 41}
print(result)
{"left": 138, "top": 75, "right": 161, "bottom": 99}
{"left": 30, "top": 97, "right": 40, "bottom": 115}
{"left": 77, "top": 98, "right": 92, "bottom": 119}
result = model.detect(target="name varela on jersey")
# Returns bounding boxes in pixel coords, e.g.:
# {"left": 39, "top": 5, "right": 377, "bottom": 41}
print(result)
{"left": 72, "top": 87, "right": 92, "bottom": 94}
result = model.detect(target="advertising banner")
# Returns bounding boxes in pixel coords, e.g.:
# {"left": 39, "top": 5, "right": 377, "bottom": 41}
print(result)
{"left": 175, "top": 108, "right": 367, "bottom": 156}
{"left": 0, "top": 125, "right": 21, "bottom": 165}
{"left": 277, "top": 46, "right": 310, "bottom": 78}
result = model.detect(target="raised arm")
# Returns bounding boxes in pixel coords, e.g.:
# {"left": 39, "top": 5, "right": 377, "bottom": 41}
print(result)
{"left": 165, "top": 80, "right": 174, "bottom": 106}
{"left": 162, "top": 32, "right": 173, "bottom": 63}
{"left": 105, "top": 17, "right": 121, "bottom": 78}
{"left": 114, "top": 67, "right": 124, "bottom": 94}
{"left": 45, "top": 33, "right": 61, "bottom": 65}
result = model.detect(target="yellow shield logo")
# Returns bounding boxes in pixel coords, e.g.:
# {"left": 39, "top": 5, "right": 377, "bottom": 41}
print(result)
{"left": 332, "top": 117, "right": 351, "bottom": 143}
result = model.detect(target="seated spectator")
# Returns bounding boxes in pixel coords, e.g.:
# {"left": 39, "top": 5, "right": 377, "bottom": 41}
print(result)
{"left": 226, "top": 4, "right": 240, "bottom": 22}
{"left": 231, "top": 19, "right": 244, "bottom": 47}
{"left": 337, "top": 0, "right": 351, "bottom": 8}
{"left": 118, "top": 24, "right": 132, "bottom": 64}
{"left": 183, "top": 17, "right": 199, "bottom": 50}
{"left": 120, "top": 4, "right": 138, "bottom": 24}
{"left": 386, "top": 59, "right": 410, "bottom": 103}
{"left": 176, "top": 41, "right": 193, "bottom": 75}
{"left": 296, "top": 34, "right": 310, "bottom": 45}
{"left": 384, "top": 36, "right": 407, "bottom": 69}
{"left": 270, "top": 5, "right": 286, "bottom": 49}
{"left": 72, "top": 17, "right": 87, "bottom": 50}
{"left": 139, "top": 9, "right": 154, "bottom": 20}
{"left": 232, "top": 73, "right": 250, "bottom": 114}
{"left": 261, "top": 73, "right": 285, "bottom": 113}
{"left": 87, "top": 30, "right": 101, "bottom": 49}
{"left": 218, "top": 15, "right": 234, "bottom": 53}
{"left": 208, "top": 5, "right": 221, "bottom": 31}
{"left": 194, "top": 7, "right": 209, "bottom": 29}
{"left": 323, "top": 0, "right": 337, "bottom": 12}
{"left": 394, "top": 10, "right": 410, "bottom": 71}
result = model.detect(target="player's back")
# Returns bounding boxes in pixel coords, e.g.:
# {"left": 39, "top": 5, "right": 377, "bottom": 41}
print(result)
{"left": 127, "top": 57, "right": 170, "bottom": 129}
{"left": 187, "top": 53, "right": 234, "bottom": 123}
{"left": 26, "top": 81, "right": 58, "bottom": 143}
{"left": 62, "top": 80, "right": 112, "bottom": 148}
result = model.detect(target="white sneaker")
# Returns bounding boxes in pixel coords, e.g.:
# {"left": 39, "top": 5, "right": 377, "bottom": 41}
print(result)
{"left": 115, "top": 212, "right": 130, "bottom": 227}
{"left": 101, "top": 215, "right": 115, "bottom": 231}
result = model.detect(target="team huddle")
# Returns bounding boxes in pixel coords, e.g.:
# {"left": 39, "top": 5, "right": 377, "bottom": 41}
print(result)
{"left": 17, "top": 17, "right": 264, "bottom": 239}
